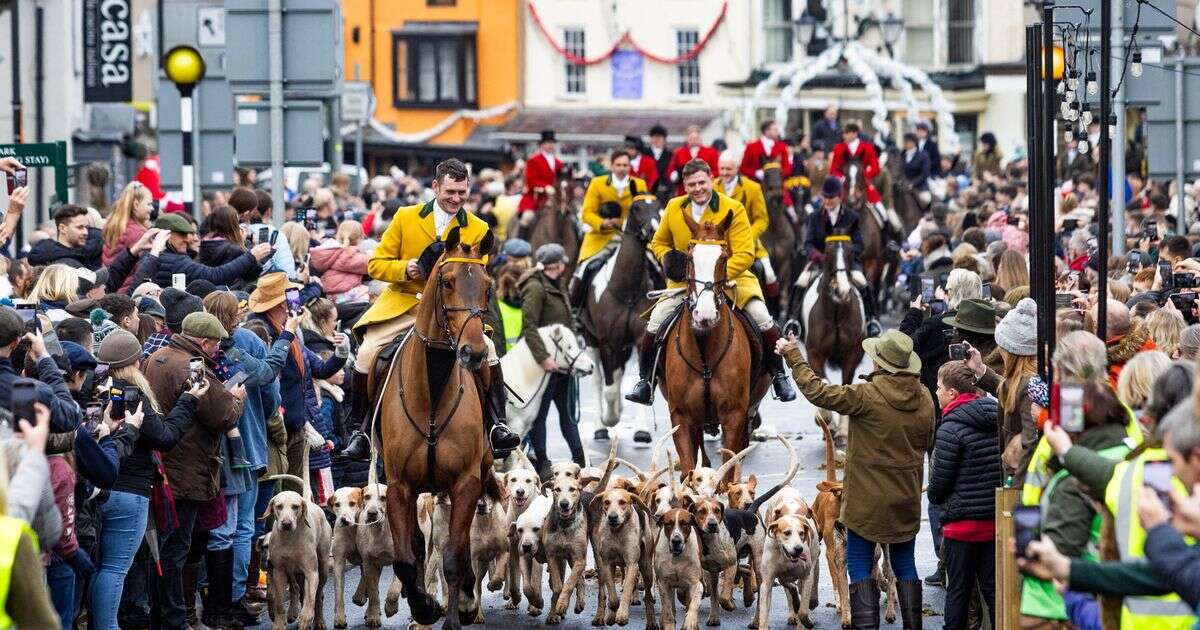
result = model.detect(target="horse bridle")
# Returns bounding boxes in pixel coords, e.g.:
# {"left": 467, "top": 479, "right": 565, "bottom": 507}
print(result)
{"left": 413, "top": 256, "right": 489, "bottom": 352}
{"left": 551, "top": 333, "right": 586, "bottom": 374}
{"left": 685, "top": 238, "right": 730, "bottom": 308}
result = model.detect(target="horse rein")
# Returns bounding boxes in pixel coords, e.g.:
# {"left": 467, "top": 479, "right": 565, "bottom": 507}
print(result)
{"left": 684, "top": 238, "right": 731, "bottom": 308}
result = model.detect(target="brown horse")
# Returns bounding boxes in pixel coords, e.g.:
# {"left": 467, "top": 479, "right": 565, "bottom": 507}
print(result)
{"left": 842, "top": 159, "right": 894, "bottom": 316}
{"left": 577, "top": 194, "right": 661, "bottom": 437}
{"left": 510, "top": 173, "right": 579, "bottom": 275}
{"left": 759, "top": 162, "right": 796, "bottom": 319}
{"left": 379, "top": 226, "right": 498, "bottom": 629}
{"left": 660, "top": 213, "right": 769, "bottom": 475}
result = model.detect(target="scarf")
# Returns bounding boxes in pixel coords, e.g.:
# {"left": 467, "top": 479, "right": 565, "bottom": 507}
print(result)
{"left": 941, "top": 391, "right": 981, "bottom": 416}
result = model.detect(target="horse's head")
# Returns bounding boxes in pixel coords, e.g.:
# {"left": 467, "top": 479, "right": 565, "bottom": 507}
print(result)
{"left": 821, "top": 235, "right": 854, "bottom": 301}
{"left": 625, "top": 194, "right": 661, "bottom": 243}
{"left": 547, "top": 324, "right": 595, "bottom": 377}
{"left": 427, "top": 226, "right": 496, "bottom": 369}
{"left": 844, "top": 160, "right": 866, "bottom": 208}
{"left": 683, "top": 211, "right": 732, "bottom": 331}
{"left": 761, "top": 162, "right": 785, "bottom": 205}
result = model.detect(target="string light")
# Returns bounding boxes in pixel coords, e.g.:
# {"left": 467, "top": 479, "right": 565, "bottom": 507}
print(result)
{"left": 1131, "top": 50, "right": 1143, "bottom": 77}
{"left": 1085, "top": 71, "right": 1098, "bottom": 95}
{"left": 1081, "top": 105, "right": 1093, "bottom": 126}
{"left": 1067, "top": 69, "right": 1080, "bottom": 91}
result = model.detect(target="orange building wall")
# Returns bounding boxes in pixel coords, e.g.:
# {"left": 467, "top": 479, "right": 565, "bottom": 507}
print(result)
{"left": 342, "top": 0, "right": 520, "bottom": 145}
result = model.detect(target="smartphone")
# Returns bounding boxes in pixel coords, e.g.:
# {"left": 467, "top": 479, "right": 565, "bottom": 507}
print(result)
{"left": 929, "top": 299, "right": 949, "bottom": 317}
{"left": 257, "top": 226, "right": 270, "bottom": 244}
{"left": 84, "top": 402, "right": 104, "bottom": 434}
{"left": 295, "top": 207, "right": 308, "bottom": 223}
{"left": 110, "top": 387, "right": 125, "bottom": 421}
{"left": 1062, "top": 218, "right": 1079, "bottom": 231}
{"left": 24, "top": 317, "right": 39, "bottom": 335}
{"left": 948, "top": 342, "right": 968, "bottom": 361}
{"left": 1143, "top": 461, "right": 1175, "bottom": 515}
{"left": 1007, "top": 215, "right": 1020, "bottom": 226}
{"left": 1170, "top": 291, "right": 1198, "bottom": 312}
{"left": 13, "top": 306, "right": 35, "bottom": 323}
{"left": 920, "top": 277, "right": 935, "bottom": 303}
{"left": 1127, "top": 251, "right": 1142, "bottom": 273}
{"left": 172, "top": 273, "right": 187, "bottom": 291}
{"left": 6, "top": 168, "right": 27, "bottom": 195}
{"left": 1014, "top": 505, "right": 1041, "bottom": 557}
{"left": 981, "top": 283, "right": 992, "bottom": 301}
{"left": 1160, "top": 261, "right": 1175, "bottom": 291}
{"left": 123, "top": 386, "right": 141, "bottom": 414}
{"left": 224, "top": 371, "right": 250, "bottom": 391}
{"left": 1146, "top": 221, "right": 1158, "bottom": 240}
{"left": 1058, "top": 383, "right": 1085, "bottom": 433}
{"left": 1068, "top": 270, "right": 1081, "bottom": 289}
{"left": 188, "top": 357, "right": 204, "bottom": 387}
{"left": 285, "top": 287, "right": 301, "bottom": 315}
{"left": 11, "top": 380, "right": 36, "bottom": 430}
{"left": 1055, "top": 293, "right": 1074, "bottom": 309}
{"left": 93, "top": 363, "right": 110, "bottom": 395}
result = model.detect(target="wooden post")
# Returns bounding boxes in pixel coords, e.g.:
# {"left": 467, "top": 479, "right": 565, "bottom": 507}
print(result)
{"left": 996, "top": 487, "right": 1021, "bottom": 630}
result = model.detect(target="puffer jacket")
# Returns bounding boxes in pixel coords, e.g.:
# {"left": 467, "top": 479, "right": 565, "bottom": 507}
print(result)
{"left": 308, "top": 244, "right": 368, "bottom": 298}
{"left": 927, "top": 395, "right": 1002, "bottom": 522}
{"left": 152, "top": 243, "right": 261, "bottom": 289}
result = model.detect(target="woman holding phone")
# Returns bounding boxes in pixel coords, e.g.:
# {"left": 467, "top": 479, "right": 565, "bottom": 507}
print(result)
{"left": 90, "top": 329, "right": 208, "bottom": 630}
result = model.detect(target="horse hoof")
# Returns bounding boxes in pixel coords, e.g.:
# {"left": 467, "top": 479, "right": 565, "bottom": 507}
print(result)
{"left": 408, "top": 593, "right": 443, "bottom": 625}
{"left": 353, "top": 593, "right": 367, "bottom": 607}
{"left": 547, "top": 614, "right": 562, "bottom": 625}
{"left": 633, "top": 431, "right": 652, "bottom": 443}
{"left": 594, "top": 428, "right": 610, "bottom": 441}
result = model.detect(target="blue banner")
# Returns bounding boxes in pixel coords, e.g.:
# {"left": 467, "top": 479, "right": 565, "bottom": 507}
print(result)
{"left": 611, "top": 49, "right": 643, "bottom": 100}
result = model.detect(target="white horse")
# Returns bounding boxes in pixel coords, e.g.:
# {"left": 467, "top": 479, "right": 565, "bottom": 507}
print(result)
{"left": 499, "top": 324, "right": 595, "bottom": 471}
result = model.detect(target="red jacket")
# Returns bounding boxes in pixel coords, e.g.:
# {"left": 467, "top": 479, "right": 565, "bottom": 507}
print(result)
{"left": 520, "top": 152, "right": 563, "bottom": 212}
{"left": 829, "top": 140, "right": 882, "bottom": 204}
{"left": 667, "top": 145, "right": 720, "bottom": 194}
{"left": 630, "top": 153, "right": 658, "bottom": 191}
{"left": 739, "top": 138, "right": 791, "bottom": 181}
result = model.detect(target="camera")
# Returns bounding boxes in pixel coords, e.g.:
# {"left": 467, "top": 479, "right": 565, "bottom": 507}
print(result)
{"left": 948, "top": 342, "right": 967, "bottom": 361}
{"left": 188, "top": 357, "right": 204, "bottom": 387}
{"left": 1170, "top": 291, "right": 1199, "bottom": 324}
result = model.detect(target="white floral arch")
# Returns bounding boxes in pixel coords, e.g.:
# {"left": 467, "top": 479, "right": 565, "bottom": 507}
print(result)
{"left": 741, "top": 40, "right": 960, "bottom": 153}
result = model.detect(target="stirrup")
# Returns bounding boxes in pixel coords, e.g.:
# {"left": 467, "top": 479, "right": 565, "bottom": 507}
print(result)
{"left": 489, "top": 423, "right": 520, "bottom": 457}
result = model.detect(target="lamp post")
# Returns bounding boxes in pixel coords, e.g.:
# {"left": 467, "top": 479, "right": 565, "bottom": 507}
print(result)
{"left": 163, "top": 45, "right": 205, "bottom": 217}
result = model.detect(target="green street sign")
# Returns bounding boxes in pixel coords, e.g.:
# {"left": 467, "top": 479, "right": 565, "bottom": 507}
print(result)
{"left": 0, "top": 142, "right": 70, "bottom": 207}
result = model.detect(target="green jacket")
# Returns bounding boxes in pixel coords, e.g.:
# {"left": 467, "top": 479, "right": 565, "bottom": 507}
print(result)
{"left": 1068, "top": 558, "right": 1170, "bottom": 598}
{"left": 1043, "top": 423, "right": 1129, "bottom": 557}
{"left": 785, "top": 347, "right": 935, "bottom": 543}
{"left": 519, "top": 269, "right": 572, "bottom": 364}
{"left": 1063, "top": 443, "right": 1123, "bottom": 503}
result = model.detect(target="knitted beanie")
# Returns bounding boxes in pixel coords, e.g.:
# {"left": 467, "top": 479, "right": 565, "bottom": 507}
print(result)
{"left": 97, "top": 329, "right": 143, "bottom": 369}
{"left": 994, "top": 297, "right": 1038, "bottom": 357}
{"left": 161, "top": 288, "right": 204, "bottom": 332}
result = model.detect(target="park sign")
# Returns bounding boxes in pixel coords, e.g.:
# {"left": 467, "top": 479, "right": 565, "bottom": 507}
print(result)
{"left": 82, "top": 0, "right": 133, "bottom": 103}
{"left": 0, "top": 143, "right": 70, "bottom": 207}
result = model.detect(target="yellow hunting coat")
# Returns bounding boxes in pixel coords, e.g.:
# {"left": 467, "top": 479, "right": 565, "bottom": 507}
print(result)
{"left": 355, "top": 201, "right": 491, "bottom": 328}
{"left": 578, "top": 174, "right": 648, "bottom": 262}
{"left": 721, "top": 175, "right": 770, "bottom": 259}
{"left": 651, "top": 192, "right": 762, "bottom": 308}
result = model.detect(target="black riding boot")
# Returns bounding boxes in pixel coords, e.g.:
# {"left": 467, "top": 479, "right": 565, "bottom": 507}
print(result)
{"left": 568, "top": 275, "right": 586, "bottom": 310}
{"left": 486, "top": 362, "right": 521, "bottom": 457}
{"left": 339, "top": 371, "right": 373, "bottom": 461}
{"left": 760, "top": 325, "right": 797, "bottom": 401}
{"left": 859, "top": 283, "right": 882, "bottom": 337}
{"left": 624, "top": 332, "right": 658, "bottom": 405}
{"left": 765, "top": 281, "right": 783, "bottom": 321}
{"left": 850, "top": 579, "right": 882, "bottom": 630}
{"left": 897, "top": 580, "right": 923, "bottom": 630}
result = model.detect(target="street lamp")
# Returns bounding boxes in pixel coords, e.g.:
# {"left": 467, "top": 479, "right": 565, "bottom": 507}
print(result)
{"left": 163, "top": 45, "right": 206, "bottom": 216}
{"left": 795, "top": 13, "right": 819, "bottom": 48}
{"left": 880, "top": 13, "right": 904, "bottom": 46}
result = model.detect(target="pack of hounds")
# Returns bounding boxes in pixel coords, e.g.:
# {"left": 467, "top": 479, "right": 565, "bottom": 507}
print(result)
{"left": 256, "top": 415, "right": 898, "bottom": 630}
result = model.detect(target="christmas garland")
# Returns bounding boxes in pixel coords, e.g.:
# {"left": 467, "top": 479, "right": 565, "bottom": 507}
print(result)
{"left": 527, "top": 0, "right": 728, "bottom": 66}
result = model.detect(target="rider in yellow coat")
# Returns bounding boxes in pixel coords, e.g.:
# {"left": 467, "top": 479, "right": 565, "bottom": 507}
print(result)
{"left": 342, "top": 158, "right": 520, "bottom": 461}
{"left": 568, "top": 151, "right": 647, "bottom": 307}
{"left": 625, "top": 158, "right": 796, "bottom": 405}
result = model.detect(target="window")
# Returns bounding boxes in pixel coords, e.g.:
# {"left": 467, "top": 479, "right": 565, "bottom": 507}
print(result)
{"left": 676, "top": 29, "right": 701, "bottom": 97}
{"left": 763, "top": 0, "right": 793, "bottom": 64}
{"left": 947, "top": 0, "right": 975, "bottom": 65}
{"left": 902, "top": 0, "right": 935, "bottom": 66}
{"left": 392, "top": 33, "right": 477, "bottom": 108}
{"left": 563, "top": 28, "right": 587, "bottom": 95}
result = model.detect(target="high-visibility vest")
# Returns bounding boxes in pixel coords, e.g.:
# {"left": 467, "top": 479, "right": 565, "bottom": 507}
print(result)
{"left": 1105, "top": 449, "right": 1197, "bottom": 629}
{"left": 497, "top": 300, "right": 524, "bottom": 352}
{"left": 0, "top": 515, "right": 37, "bottom": 630}
{"left": 1021, "top": 403, "right": 1144, "bottom": 507}
{"left": 1020, "top": 443, "right": 1130, "bottom": 620}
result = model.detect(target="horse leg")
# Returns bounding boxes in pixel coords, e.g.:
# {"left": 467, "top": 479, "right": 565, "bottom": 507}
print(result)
{"left": 444, "top": 476, "right": 482, "bottom": 629}
{"left": 720, "top": 411, "right": 749, "bottom": 489}
{"left": 386, "top": 482, "right": 441, "bottom": 626}
{"left": 671, "top": 414, "right": 697, "bottom": 472}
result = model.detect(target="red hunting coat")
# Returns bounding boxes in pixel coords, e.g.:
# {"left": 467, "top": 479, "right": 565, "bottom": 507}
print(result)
{"left": 667, "top": 144, "right": 720, "bottom": 194}
{"left": 630, "top": 153, "right": 659, "bottom": 191}
{"left": 520, "top": 152, "right": 563, "bottom": 212}
{"left": 739, "top": 138, "right": 792, "bottom": 181}
{"left": 830, "top": 140, "right": 883, "bottom": 204}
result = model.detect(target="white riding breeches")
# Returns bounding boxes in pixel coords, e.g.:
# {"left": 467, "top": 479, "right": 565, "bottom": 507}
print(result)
{"left": 646, "top": 294, "right": 774, "bottom": 335}
{"left": 758, "top": 255, "right": 777, "bottom": 285}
